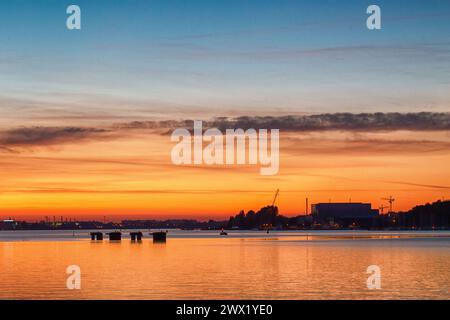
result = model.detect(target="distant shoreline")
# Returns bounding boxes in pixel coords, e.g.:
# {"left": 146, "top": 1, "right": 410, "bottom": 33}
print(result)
{"left": 2, "top": 199, "right": 449, "bottom": 231}
{"left": 1, "top": 226, "right": 450, "bottom": 232}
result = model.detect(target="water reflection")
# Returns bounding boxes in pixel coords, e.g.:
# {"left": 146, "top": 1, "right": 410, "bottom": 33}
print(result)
{"left": 0, "top": 232, "right": 449, "bottom": 299}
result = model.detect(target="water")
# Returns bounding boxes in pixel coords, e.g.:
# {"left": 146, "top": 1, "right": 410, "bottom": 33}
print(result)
{"left": 0, "top": 230, "right": 449, "bottom": 299}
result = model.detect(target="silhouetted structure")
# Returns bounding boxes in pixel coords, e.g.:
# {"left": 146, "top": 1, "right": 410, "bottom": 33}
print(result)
{"left": 311, "top": 202, "right": 379, "bottom": 228}
{"left": 130, "top": 231, "right": 143, "bottom": 241}
{"left": 0, "top": 219, "right": 17, "bottom": 230}
{"left": 1, "top": 200, "right": 448, "bottom": 231}
{"left": 90, "top": 232, "right": 103, "bottom": 240}
{"left": 0, "top": 218, "right": 226, "bottom": 231}
{"left": 107, "top": 232, "right": 122, "bottom": 241}
{"left": 312, "top": 203, "right": 379, "bottom": 219}
{"left": 151, "top": 231, "right": 167, "bottom": 242}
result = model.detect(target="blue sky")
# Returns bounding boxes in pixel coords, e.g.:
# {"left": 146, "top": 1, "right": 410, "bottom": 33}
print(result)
{"left": 0, "top": 0, "right": 449, "bottom": 125}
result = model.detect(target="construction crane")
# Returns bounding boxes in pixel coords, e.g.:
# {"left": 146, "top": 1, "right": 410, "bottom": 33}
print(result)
{"left": 379, "top": 205, "right": 388, "bottom": 215}
{"left": 381, "top": 196, "right": 395, "bottom": 213}
{"left": 271, "top": 189, "right": 279, "bottom": 207}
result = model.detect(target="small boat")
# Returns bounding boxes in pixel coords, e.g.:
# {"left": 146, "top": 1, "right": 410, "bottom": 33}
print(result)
{"left": 220, "top": 229, "right": 228, "bottom": 236}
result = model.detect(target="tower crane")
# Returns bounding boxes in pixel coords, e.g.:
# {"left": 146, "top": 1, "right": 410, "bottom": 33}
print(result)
{"left": 381, "top": 196, "right": 395, "bottom": 213}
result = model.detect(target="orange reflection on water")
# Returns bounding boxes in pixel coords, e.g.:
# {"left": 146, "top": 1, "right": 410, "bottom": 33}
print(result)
{"left": 0, "top": 236, "right": 449, "bottom": 299}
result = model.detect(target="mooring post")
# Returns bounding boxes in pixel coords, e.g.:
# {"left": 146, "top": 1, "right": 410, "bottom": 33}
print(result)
{"left": 151, "top": 231, "right": 167, "bottom": 243}
{"left": 90, "top": 232, "right": 103, "bottom": 240}
{"left": 108, "top": 231, "right": 121, "bottom": 241}
{"left": 130, "top": 231, "right": 143, "bottom": 241}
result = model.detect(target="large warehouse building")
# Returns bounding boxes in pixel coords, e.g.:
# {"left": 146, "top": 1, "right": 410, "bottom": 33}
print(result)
{"left": 312, "top": 203, "right": 379, "bottom": 220}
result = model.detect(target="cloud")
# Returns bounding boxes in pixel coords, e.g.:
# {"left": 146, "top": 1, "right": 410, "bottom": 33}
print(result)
{"left": 380, "top": 180, "right": 450, "bottom": 190}
{"left": 284, "top": 136, "right": 450, "bottom": 156}
{"left": 136, "top": 40, "right": 450, "bottom": 63}
{"left": 117, "top": 112, "right": 450, "bottom": 132}
{"left": 0, "top": 126, "right": 109, "bottom": 148}
{"left": 1, "top": 112, "right": 448, "bottom": 151}
{"left": 210, "top": 113, "right": 450, "bottom": 131}
{"left": 156, "top": 11, "right": 450, "bottom": 41}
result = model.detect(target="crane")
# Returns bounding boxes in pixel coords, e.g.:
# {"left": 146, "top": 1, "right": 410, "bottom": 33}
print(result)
{"left": 378, "top": 205, "right": 388, "bottom": 215}
{"left": 271, "top": 189, "right": 279, "bottom": 207}
{"left": 381, "top": 196, "right": 395, "bottom": 213}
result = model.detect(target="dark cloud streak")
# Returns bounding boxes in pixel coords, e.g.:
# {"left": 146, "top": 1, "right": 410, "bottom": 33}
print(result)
{"left": 0, "top": 127, "right": 109, "bottom": 148}
{"left": 0, "top": 112, "right": 449, "bottom": 150}
{"left": 119, "top": 112, "right": 450, "bottom": 132}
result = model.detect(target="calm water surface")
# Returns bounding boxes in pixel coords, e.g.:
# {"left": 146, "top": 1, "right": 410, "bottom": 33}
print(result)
{"left": 0, "top": 230, "right": 449, "bottom": 299}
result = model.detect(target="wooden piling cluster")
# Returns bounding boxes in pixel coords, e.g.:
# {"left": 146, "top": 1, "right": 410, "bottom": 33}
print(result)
{"left": 130, "top": 231, "right": 143, "bottom": 241}
{"left": 151, "top": 231, "right": 167, "bottom": 242}
{"left": 90, "top": 232, "right": 103, "bottom": 240}
{"left": 107, "top": 232, "right": 122, "bottom": 241}
{"left": 89, "top": 231, "right": 167, "bottom": 242}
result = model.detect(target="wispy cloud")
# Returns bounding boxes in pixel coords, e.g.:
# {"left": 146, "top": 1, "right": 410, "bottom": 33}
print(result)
{"left": 156, "top": 11, "right": 450, "bottom": 41}
{"left": 0, "top": 112, "right": 448, "bottom": 151}
{"left": 0, "top": 127, "right": 110, "bottom": 148}
{"left": 284, "top": 137, "right": 450, "bottom": 156}
{"left": 380, "top": 180, "right": 450, "bottom": 190}
{"left": 117, "top": 112, "right": 450, "bottom": 132}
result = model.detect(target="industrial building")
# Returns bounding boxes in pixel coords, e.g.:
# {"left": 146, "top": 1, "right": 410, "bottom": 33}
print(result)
{"left": 0, "top": 219, "right": 17, "bottom": 230}
{"left": 312, "top": 203, "right": 379, "bottom": 227}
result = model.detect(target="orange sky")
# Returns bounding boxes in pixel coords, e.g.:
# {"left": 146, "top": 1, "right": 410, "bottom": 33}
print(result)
{"left": 0, "top": 128, "right": 449, "bottom": 221}
{"left": 1, "top": 1, "right": 450, "bottom": 222}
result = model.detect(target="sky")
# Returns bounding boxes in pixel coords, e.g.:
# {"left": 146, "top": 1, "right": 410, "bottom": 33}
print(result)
{"left": 0, "top": 0, "right": 449, "bottom": 220}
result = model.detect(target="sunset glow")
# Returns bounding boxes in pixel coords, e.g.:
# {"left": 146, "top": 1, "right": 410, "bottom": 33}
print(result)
{"left": 0, "top": 128, "right": 448, "bottom": 220}
{"left": 0, "top": 0, "right": 449, "bottom": 221}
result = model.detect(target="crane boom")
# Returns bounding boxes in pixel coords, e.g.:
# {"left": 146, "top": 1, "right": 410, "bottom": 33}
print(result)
{"left": 271, "top": 189, "right": 279, "bottom": 207}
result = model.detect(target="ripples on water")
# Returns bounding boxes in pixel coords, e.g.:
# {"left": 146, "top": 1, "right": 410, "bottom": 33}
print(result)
{"left": 0, "top": 230, "right": 449, "bottom": 299}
